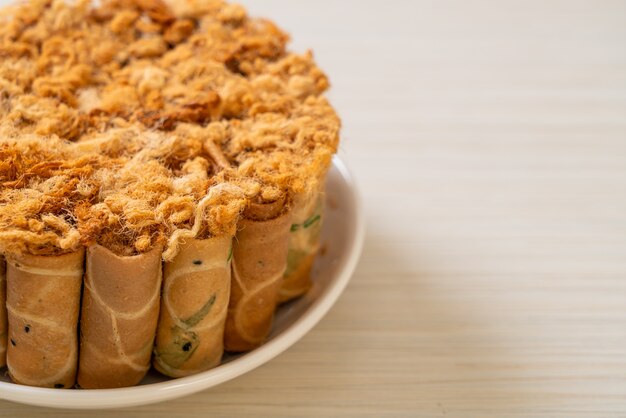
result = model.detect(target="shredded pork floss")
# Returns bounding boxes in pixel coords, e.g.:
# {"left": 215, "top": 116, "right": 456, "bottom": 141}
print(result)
{"left": 0, "top": 0, "right": 339, "bottom": 259}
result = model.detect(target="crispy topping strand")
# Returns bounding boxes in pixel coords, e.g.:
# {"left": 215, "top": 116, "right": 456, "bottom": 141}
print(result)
{"left": 0, "top": 0, "right": 340, "bottom": 259}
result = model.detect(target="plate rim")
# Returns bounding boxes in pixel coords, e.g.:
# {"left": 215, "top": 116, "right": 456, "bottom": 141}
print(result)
{"left": 0, "top": 155, "right": 365, "bottom": 410}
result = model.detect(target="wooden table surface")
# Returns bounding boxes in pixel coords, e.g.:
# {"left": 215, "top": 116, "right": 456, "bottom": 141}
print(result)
{"left": 1, "top": 0, "right": 626, "bottom": 416}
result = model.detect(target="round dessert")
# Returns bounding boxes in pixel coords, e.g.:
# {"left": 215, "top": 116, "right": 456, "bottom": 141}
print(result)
{"left": 0, "top": 0, "right": 340, "bottom": 389}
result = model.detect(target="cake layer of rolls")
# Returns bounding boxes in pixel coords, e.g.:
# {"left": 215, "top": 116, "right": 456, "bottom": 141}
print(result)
{"left": 5, "top": 249, "right": 84, "bottom": 388}
{"left": 154, "top": 235, "right": 232, "bottom": 377}
{"left": 77, "top": 244, "right": 163, "bottom": 389}
{"left": 0, "top": 0, "right": 340, "bottom": 388}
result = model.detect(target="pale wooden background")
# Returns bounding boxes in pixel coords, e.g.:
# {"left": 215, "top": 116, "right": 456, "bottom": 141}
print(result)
{"left": 1, "top": 0, "right": 626, "bottom": 417}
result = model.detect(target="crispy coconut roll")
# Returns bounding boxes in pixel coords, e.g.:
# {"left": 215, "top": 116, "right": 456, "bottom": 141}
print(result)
{"left": 224, "top": 195, "right": 292, "bottom": 352}
{"left": 154, "top": 151, "right": 244, "bottom": 376}
{"left": 75, "top": 145, "right": 172, "bottom": 388}
{"left": 77, "top": 244, "right": 163, "bottom": 389}
{"left": 5, "top": 250, "right": 84, "bottom": 388}
{"left": 0, "top": 141, "right": 102, "bottom": 387}
{"left": 279, "top": 186, "right": 325, "bottom": 304}
{"left": 154, "top": 235, "right": 232, "bottom": 377}
{"left": 0, "top": 0, "right": 342, "bottom": 388}
{"left": 0, "top": 256, "right": 7, "bottom": 368}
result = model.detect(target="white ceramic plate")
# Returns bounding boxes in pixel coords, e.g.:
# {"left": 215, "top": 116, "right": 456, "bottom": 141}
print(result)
{"left": 0, "top": 156, "right": 365, "bottom": 409}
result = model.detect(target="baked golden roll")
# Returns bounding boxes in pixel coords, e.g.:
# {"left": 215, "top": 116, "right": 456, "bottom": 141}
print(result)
{"left": 5, "top": 250, "right": 84, "bottom": 388}
{"left": 0, "top": 0, "right": 341, "bottom": 388}
{"left": 154, "top": 235, "right": 232, "bottom": 377}
{"left": 279, "top": 188, "right": 324, "bottom": 304}
{"left": 224, "top": 197, "right": 292, "bottom": 352}
{"left": 77, "top": 244, "right": 162, "bottom": 389}
{"left": 0, "top": 256, "right": 6, "bottom": 368}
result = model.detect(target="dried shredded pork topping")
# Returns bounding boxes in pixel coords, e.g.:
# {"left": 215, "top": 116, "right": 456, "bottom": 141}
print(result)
{"left": 0, "top": 0, "right": 340, "bottom": 259}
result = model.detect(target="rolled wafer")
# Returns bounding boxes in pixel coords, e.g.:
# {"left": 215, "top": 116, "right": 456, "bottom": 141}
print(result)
{"left": 0, "top": 256, "right": 7, "bottom": 368}
{"left": 278, "top": 188, "right": 324, "bottom": 304}
{"left": 224, "top": 197, "right": 292, "bottom": 352}
{"left": 5, "top": 250, "right": 84, "bottom": 388}
{"left": 154, "top": 235, "right": 232, "bottom": 377}
{"left": 77, "top": 244, "right": 163, "bottom": 389}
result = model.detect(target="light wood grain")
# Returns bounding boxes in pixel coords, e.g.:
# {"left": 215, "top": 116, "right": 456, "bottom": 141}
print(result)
{"left": 1, "top": 0, "right": 626, "bottom": 416}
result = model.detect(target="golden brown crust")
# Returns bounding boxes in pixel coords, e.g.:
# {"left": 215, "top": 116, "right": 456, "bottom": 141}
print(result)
{"left": 77, "top": 244, "right": 163, "bottom": 389}
{"left": 243, "top": 195, "right": 287, "bottom": 221}
{"left": 278, "top": 188, "right": 324, "bottom": 303}
{"left": 224, "top": 202, "right": 292, "bottom": 352}
{"left": 279, "top": 252, "right": 315, "bottom": 303}
{"left": 5, "top": 249, "right": 84, "bottom": 388}
{"left": 154, "top": 235, "right": 231, "bottom": 377}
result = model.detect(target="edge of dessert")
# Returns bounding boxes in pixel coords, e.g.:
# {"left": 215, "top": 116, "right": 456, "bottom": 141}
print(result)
{"left": 0, "top": 0, "right": 340, "bottom": 389}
